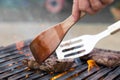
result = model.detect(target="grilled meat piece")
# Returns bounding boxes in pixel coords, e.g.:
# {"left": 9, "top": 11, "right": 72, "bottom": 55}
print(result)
{"left": 23, "top": 54, "right": 74, "bottom": 73}
{"left": 81, "top": 48, "right": 120, "bottom": 68}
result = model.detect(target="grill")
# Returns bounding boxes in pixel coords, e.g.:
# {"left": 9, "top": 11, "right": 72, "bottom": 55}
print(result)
{"left": 0, "top": 39, "right": 120, "bottom": 80}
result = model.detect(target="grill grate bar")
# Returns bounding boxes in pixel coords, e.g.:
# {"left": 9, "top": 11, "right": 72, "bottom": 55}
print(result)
{"left": 37, "top": 74, "right": 54, "bottom": 80}
{"left": 25, "top": 72, "right": 48, "bottom": 80}
{"left": 8, "top": 70, "right": 33, "bottom": 80}
{"left": 0, "top": 54, "right": 24, "bottom": 63}
{"left": 103, "top": 67, "right": 120, "bottom": 80}
{"left": 56, "top": 64, "right": 87, "bottom": 80}
{"left": 0, "top": 63, "right": 23, "bottom": 73}
{"left": 0, "top": 55, "right": 25, "bottom": 67}
{"left": 0, "top": 40, "right": 31, "bottom": 54}
{"left": 73, "top": 66, "right": 103, "bottom": 80}
{"left": 86, "top": 67, "right": 115, "bottom": 80}
{"left": 0, "top": 66, "right": 26, "bottom": 79}
{"left": 0, "top": 52, "right": 19, "bottom": 58}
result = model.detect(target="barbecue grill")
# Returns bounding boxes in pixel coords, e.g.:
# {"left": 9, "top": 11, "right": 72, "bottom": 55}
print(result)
{"left": 0, "top": 39, "right": 120, "bottom": 80}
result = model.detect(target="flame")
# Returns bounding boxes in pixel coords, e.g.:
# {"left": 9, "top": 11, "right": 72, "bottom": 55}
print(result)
{"left": 87, "top": 59, "right": 100, "bottom": 72}
{"left": 51, "top": 72, "right": 67, "bottom": 80}
{"left": 50, "top": 68, "right": 75, "bottom": 80}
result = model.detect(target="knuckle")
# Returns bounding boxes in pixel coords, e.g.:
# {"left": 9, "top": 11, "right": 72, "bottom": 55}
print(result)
{"left": 93, "top": 3, "right": 102, "bottom": 10}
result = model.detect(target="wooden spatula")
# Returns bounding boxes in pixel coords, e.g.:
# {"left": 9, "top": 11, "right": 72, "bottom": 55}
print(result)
{"left": 30, "top": 13, "right": 85, "bottom": 64}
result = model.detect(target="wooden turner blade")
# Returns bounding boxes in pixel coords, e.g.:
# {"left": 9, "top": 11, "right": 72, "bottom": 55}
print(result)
{"left": 30, "top": 13, "right": 85, "bottom": 64}
{"left": 56, "top": 20, "right": 120, "bottom": 59}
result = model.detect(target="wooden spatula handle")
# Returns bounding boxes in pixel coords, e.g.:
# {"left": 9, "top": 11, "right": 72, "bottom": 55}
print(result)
{"left": 61, "top": 12, "right": 86, "bottom": 33}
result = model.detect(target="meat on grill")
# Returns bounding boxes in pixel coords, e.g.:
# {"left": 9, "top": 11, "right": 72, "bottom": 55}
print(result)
{"left": 23, "top": 48, "right": 120, "bottom": 73}
{"left": 81, "top": 48, "right": 120, "bottom": 68}
{"left": 23, "top": 54, "right": 74, "bottom": 73}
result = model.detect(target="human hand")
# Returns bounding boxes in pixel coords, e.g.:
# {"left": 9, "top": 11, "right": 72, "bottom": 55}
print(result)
{"left": 72, "top": 0, "right": 114, "bottom": 21}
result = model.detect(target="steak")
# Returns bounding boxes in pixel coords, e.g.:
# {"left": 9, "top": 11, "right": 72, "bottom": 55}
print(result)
{"left": 81, "top": 48, "right": 120, "bottom": 67}
{"left": 23, "top": 54, "right": 74, "bottom": 73}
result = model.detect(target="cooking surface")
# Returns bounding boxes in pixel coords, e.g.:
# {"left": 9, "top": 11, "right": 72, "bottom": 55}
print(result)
{"left": 0, "top": 39, "right": 120, "bottom": 80}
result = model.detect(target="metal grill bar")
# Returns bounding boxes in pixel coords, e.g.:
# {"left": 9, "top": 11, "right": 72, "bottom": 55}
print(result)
{"left": 86, "top": 67, "right": 115, "bottom": 80}
{"left": 72, "top": 67, "right": 103, "bottom": 80}
{"left": 25, "top": 72, "right": 48, "bottom": 80}
{"left": 0, "top": 56, "right": 25, "bottom": 67}
{"left": 0, "top": 52, "right": 19, "bottom": 58}
{"left": 0, "top": 40, "right": 31, "bottom": 54}
{"left": 0, "top": 66, "right": 26, "bottom": 79}
{"left": 56, "top": 64, "right": 87, "bottom": 80}
{"left": 103, "top": 67, "right": 120, "bottom": 80}
{"left": 37, "top": 74, "right": 54, "bottom": 80}
{"left": 8, "top": 70, "right": 33, "bottom": 80}
{"left": 0, "top": 54, "right": 24, "bottom": 63}
{"left": 0, "top": 63, "right": 22, "bottom": 73}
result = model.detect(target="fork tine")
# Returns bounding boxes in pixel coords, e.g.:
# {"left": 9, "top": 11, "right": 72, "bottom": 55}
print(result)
{"left": 60, "top": 36, "right": 83, "bottom": 46}
{"left": 63, "top": 47, "right": 85, "bottom": 55}
{"left": 64, "top": 51, "right": 88, "bottom": 59}
{"left": 61, "top": 42, "right": 83, "bottom": 50}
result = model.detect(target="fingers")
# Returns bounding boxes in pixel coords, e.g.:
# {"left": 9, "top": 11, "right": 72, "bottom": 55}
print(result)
{"left": 90, "top": 0, "right": 103, "bottom": 11}
{"left": 72, "top": 0, "right": 81, "bottom": 21}
{"left": 79, "top": 0, "right": 114, "bottom": 15}
{"left": 79, "top": 0, "right": 96, "bottom": 14}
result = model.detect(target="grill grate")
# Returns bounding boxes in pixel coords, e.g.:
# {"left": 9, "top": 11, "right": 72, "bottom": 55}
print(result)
{"left": 0, "top": 39, "right": 120, "bottom": 80}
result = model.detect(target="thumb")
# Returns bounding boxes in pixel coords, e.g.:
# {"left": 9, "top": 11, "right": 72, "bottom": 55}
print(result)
{"left": 72, "top": 0, "right": 81, "bottom": 22}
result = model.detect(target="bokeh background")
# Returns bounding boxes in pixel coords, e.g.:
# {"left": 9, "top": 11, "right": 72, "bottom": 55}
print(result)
{"left": 0, "top": 0, "right": 120, "bottom": 50}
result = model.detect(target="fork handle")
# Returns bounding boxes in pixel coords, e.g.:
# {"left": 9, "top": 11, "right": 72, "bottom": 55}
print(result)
{"left": 95, "top": 21, "right": 120, "bottom": 41}
{"left": 107, "top": 20, "right": 120, "bottom": 35}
